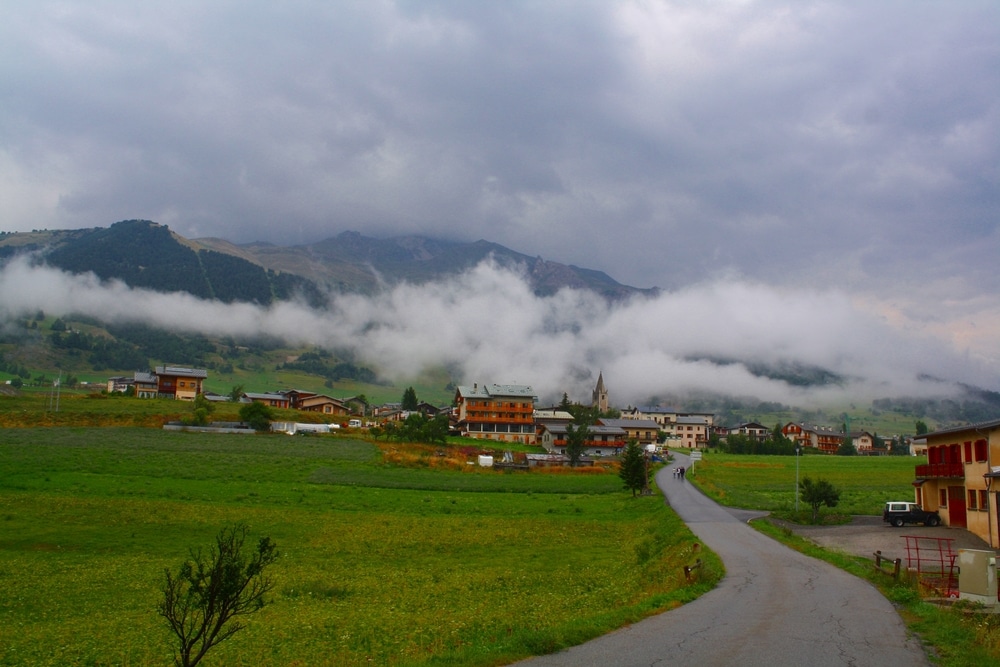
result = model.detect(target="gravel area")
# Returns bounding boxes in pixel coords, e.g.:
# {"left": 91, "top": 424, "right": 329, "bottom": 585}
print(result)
{"left": 727, "top": 509, "right": 1000, "bottom": 562}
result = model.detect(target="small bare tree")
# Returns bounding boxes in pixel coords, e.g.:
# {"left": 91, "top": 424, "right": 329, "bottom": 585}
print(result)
{"left": 159, "top": 522, "right": 278, "bottom": 667}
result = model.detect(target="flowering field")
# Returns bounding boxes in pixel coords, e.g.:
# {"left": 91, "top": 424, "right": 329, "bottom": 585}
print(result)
{"left": 0, "top": 428, "right": 716, "bottom": 666}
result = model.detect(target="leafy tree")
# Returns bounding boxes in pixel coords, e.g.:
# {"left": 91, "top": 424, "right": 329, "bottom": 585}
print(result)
{"left": 836, "top": 436, "right": 856, "bottom": 456}
{"left": 239, "top": 401, "right": 274, "bottom": 433}
{"left": 565, "top": 423, "right": 588, "bottom": 467}
{"left": 10, "top": 377, "right": 22, "bottom": 388}
{"left": 50, "top": 318, "right": 66, "bottom": 331}
{"left": 401, "top": 386, "right": 418, "bottom": 411}
{"left": 158, "top": 522, "right": 278, "bottom": 667}
{"left": 187, "top": 394, "right": 215, "bottom": 427}
{"left": 618, "top": 440, "right": 648, "bottom": 497}
{"left": 384, "top": 413, "right": 448, "bottom": 444}
{"left": 915, "top": 420, "right": 929, "bottom": 436}
{"left": 798, "top": 477, "right": 840, "bottom": 523}
{"left": 228, "top": 385, "right": 245, "bottom": 402}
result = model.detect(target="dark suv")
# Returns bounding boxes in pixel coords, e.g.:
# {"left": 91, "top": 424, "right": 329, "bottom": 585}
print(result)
{"left": 883, "top": 501, "right": 941, "bottom": 527}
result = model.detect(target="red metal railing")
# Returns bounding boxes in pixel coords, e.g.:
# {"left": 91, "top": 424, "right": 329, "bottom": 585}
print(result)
{"left": 915, "top": 462, "right": 964, "bottom": 479}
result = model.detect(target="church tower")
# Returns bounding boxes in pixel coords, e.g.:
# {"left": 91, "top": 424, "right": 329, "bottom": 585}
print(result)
{"left": 592, "top": 372, "right": 609, "bottom": 413}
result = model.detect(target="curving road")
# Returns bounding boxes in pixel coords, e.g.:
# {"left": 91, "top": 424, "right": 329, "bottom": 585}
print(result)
{"left": 514, "top": 453, "right": 930, "bottom": 666}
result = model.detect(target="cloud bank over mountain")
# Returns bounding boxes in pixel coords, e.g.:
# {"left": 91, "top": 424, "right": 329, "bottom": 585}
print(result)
{"left": 1, "top": 3, "right": 997, "bottom": 320}
{"left": 1, "top": 257, "right": 989, "bottom": 406}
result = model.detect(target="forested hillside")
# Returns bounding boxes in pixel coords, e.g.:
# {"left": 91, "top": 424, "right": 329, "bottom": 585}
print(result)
{"left": 28, "top": 220, "right": 325, "bottom": 306}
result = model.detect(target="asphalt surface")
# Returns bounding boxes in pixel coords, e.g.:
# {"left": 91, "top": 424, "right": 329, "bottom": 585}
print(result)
{"left": 512, "top": 452, "right": 931, "bottom": 667}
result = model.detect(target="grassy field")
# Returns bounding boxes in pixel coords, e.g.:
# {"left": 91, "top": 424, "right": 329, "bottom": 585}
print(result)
{"left": 687, "top": 451, "right": 919, "bottom": 517}
{"left": 0, "top": 428, "right": 717, "bottom": 667}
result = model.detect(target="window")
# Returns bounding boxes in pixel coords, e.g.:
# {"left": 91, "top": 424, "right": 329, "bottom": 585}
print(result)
{"left": 940, "top": 489, "right": 948, "bottom": 507}
{"left": 964, "top": 441, "right": 972, "bottom": 463}
{"left": 980, "top": 490, "right": 989, "bottom": 511}
{"left": 968, "top": 489, "right": 978, "bottom": 510}
{"left": 975, "top": 439, "right": 988, "bottom": 462}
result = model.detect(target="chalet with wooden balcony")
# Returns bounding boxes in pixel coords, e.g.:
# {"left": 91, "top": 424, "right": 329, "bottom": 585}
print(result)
{"left": 729, "top": 421, "right": 771, "bottom": 442}
{"left": 913, "top": 419, "right": 1000, "bottom": 548}
{"left": 295, "top": 394, "right": 350, "bottom": 415}
{"left": 782, "top": 422, "right": 844, "bottom": 454}
{"left": 597, "top": 418, "right": 660, "bottom": 445}
{"left": 244, "top": 392, "right": 291, "bottom": 409}
{"left": 154, "top": 366, "right": 207, "bottom": 400}
{"left": 454, "top": 383, "right": 538, "bottom": 445}
{"left": 538, "top": 423, "right": 627, "bottom": 457}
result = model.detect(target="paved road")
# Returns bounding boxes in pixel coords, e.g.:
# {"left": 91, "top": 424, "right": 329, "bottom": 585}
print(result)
{"left": 513, "top": 453, "right": 930, "bottom": 667}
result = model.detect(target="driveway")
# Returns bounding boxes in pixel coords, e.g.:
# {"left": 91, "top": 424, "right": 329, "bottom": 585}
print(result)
{"left": 772, "top": 514, "right": 999, "bottom": 562}
{"left": 513, "top": 452, "right": 931, "bottom": 667}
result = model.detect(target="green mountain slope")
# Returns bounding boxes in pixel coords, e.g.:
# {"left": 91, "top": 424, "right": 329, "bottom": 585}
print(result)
{"left": 3, "top": 220, "right": 655, "bottom": 301}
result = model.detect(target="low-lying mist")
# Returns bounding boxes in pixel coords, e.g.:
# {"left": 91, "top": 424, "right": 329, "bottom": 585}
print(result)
{"left": 0, "top": 256, "right": 991, "bottom": 406}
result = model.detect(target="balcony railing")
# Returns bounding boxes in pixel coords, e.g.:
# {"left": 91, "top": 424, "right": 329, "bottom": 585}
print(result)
{"left": 915, "top": 462, "right": 964, "bottom": 479}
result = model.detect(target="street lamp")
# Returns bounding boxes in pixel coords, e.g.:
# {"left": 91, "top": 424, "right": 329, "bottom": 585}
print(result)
{"left": 795, "top": 445, "right": 802, "bottom": 513}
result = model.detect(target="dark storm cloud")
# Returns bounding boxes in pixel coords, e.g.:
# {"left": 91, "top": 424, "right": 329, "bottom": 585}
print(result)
{"left": 1, "top": 1, "right": 998, "bottom": 381}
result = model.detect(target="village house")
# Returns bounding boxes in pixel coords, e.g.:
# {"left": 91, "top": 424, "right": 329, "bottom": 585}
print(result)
{"left": 620, "top": 405, "right": 675, "bottom": 427}
{"left": 134, "top": 371, "right": 158, "bottom": 398}
{"left": 533, "top": 408, "right": 575, "bottom": 438}
{"left": 296, "top": 394, "right": 352, "bottom": 416}
{"left": 454, "top": 383, "right": 538, "bottom": 444}
{"left": 597, "top": 418, "right": 660, "bottom": 445}
{"left": 537, "top": 423, "right": 627, "bottom": 457}
{"left": 153, "top": 366, "right": 207, "bottom": 400}
{"left": 621, "top": 405, "right": 715, "bottom": 430}
{"left": 727, "top": 421, "right": 772, "bottom": 442}
{"left": 669, "top": 415, "right": 710, "bottom": 449}
{"left": 913, "top": 419, "right": 1000, "bottom": 549}
{"left": 783, "top": 422, "right": 844, "bottom": 454}
{"left": 243, "top": 392, "right": 291, "bottom": 409}
{"left": 851, "top": 430, "right": 876, "bottom": 454}
{"left": 106, "top": 375, "right": 133, "bottom": 394}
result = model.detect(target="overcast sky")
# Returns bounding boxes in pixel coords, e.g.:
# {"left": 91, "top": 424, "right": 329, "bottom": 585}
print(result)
{"left": 2, "top": 2, "right": 999, "bottom": 400}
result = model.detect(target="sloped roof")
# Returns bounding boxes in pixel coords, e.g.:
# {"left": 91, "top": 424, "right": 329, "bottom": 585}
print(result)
{"left": 599, "top": 418, "right": 660, "bottom": 429}
{"left": 155, "top": 365, "right": 208, "bottom": 378}
{"left": 922, "top": 418, "right": 1000, "bottom": 439}
{"left": 541, "top": 424, "right": 626, "bottom": 436}
{"left": 456, "top": 383, "right": 536, "bottom": 399}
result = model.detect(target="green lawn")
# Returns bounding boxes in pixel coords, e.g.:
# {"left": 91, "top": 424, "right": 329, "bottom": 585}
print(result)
{"left": 0, "top": 428, "right": 716, "bottom": 667}
{"left": 687, "top": 451, "right": 919, "bottom": 516}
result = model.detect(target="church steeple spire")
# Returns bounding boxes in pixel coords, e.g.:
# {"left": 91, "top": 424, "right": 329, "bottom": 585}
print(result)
{"left": 592, "top": 371, "right": 608, "bottom": 413}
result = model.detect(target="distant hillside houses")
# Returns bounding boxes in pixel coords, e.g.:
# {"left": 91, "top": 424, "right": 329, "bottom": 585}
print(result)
{"left": 107, "top": 366, "right": 206, "bottom": 400}
{"left": 104, "top": 370, "right": 907, "bottom": 455}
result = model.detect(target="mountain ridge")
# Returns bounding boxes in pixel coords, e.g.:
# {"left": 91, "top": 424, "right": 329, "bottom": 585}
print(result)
{"left": 0, "top": 220, "right": 657, "bottom": 301}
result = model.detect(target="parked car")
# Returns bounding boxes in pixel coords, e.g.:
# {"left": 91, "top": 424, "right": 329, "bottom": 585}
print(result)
{"left": 883, "top": 501, "right": 941, "bottom": 527}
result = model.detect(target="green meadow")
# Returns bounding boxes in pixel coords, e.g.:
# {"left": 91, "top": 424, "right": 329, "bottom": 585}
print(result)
{"left": 688, "top": 451, "right": 920, "bottom": 516}
{"left": 0, "top": 428, "right": 716, "bottom": 667}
